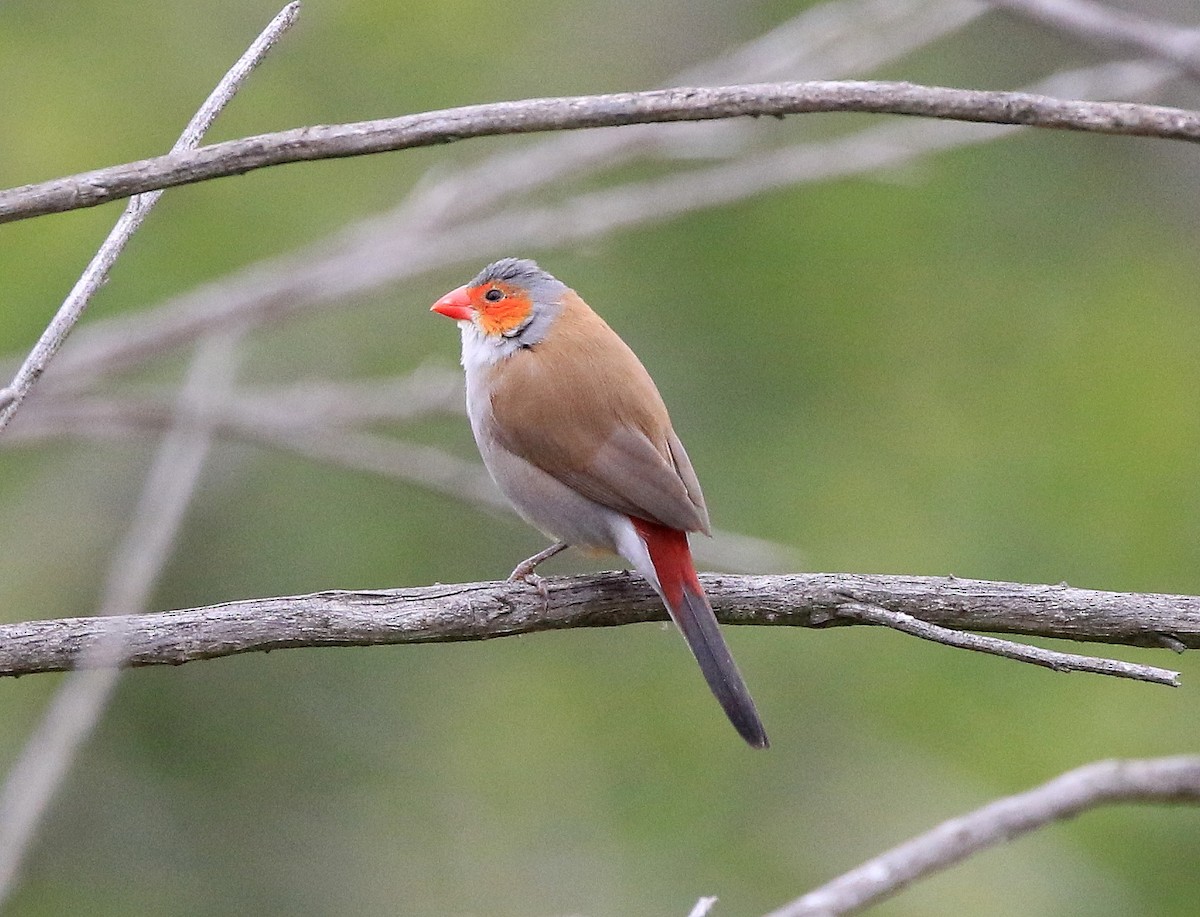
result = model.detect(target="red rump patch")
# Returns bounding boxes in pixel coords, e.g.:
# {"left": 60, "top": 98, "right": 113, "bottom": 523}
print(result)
{"left": 630, "top": 516, "right": 702, "bottom": 603}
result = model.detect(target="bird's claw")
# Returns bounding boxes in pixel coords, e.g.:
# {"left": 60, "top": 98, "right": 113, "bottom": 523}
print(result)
{"left": 507, "top": 568, "right": 550, "bottom": 602}
{"left": 504, "top": 541, "right": 568, "bottom": 602}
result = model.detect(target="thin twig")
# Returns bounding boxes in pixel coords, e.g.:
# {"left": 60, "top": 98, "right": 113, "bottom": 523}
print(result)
{"left": 839, "top": 601, "right": 1178, "bottom": 685}
{"left": 4, "top": 79, "right": 1200, "bottom": 224}
{"left": 991, "top": 0, "right": 1200, "bottom": 81}
{"left": 764, "top": 755, "right": 1200, "bottom": 916}
{"left": 0, "top": 1, "right": 300, "bottom": 433}
{"left": 0, "top": 572, "right": 1190, "bottom": 680}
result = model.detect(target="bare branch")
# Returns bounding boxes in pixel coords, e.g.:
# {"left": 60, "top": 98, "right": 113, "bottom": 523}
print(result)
{"left": 19, "top": 56, "right": 1169, "bottom": 395}
{"left": 3, "top": 80, "right": 1200, "bottom": 225}
{"left": 0, "top": 0, "right": 981, "bottom": 397}
{"left": 839, "top": 601, "right": 1177, "bottom": 685}
{"left": 0, "top": 1, "right": 300, "bottom": 433}
{"left": 992, "top": 0, "right": 1200, "bottom": 81}
{"left": 393, "top": 0, "right": 986, "bottom": 219}
{"left": 0, "top": 572, "right": 1192, "bottom": 680}
{"left": 765, "top": 755, "right": 1200, "bottom": 916}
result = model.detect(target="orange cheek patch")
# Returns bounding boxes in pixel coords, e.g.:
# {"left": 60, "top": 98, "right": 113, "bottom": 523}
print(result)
{"left": 478, "top": 290, "right": 533, "bottom": 336}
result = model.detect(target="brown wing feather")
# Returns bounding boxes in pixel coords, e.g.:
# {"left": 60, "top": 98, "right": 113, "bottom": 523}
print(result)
{"left": 666, "top": 430, "right": 711, "bottom": 535}
{"left": 487, "top": 291, "right": 709, "bottom": 533}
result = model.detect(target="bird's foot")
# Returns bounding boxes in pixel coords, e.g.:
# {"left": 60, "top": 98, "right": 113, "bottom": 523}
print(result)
{"left": 507, "top": 569, "right": 549, "bottom": 602}
{"left": 506, "top": 541, "right": 569, "bottom": 601}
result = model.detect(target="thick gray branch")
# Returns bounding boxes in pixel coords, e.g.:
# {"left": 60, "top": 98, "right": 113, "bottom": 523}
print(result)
{"left": 0, "top": 572, "right": 1195, "bottom": 678}
{"left": 4, "top": 80, "right": 1200, "bottom": 223}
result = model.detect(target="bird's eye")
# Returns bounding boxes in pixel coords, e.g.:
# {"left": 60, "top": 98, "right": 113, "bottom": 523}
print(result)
{"left": 483, "top": 288, "right": 504, "bottom": 302}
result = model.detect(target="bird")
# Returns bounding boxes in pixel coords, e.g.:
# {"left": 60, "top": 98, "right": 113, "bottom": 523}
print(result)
{"left": 430, "top": 258, "right": 768, "bottom": 748}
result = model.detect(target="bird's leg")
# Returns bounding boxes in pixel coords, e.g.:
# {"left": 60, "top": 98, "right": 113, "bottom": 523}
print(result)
{"left": 507, "top": 541, "right": 570, "bottom": 599}
{"left": 508, "top": 541, "right": 570, "bottom": 580}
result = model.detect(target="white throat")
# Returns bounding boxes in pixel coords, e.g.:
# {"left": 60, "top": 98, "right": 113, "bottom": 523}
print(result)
{"left": 458, "top": 320, "right": 524, "bottom": 378}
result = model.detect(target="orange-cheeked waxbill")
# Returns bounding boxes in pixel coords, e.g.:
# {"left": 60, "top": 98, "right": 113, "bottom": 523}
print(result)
{"left": 431, "top": 258, "right": 768, "bottom": 748}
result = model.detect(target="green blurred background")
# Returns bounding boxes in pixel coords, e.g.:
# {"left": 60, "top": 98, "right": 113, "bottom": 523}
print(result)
{"left": 1, "top": 0, "right": 1199, "bottom": 914}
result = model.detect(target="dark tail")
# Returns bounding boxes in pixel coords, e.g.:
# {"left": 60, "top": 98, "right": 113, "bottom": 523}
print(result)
{"left": 632, "top": 518, "right": 769, "bottom": 749}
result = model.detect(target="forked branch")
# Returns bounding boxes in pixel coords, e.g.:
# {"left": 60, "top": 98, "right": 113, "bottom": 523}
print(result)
{"left": 0, "top": 572, "right": 1193, "bottom": 682}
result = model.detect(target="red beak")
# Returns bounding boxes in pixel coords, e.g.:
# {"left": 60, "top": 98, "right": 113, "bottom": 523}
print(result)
{"left": 430, "top": 284, "right": 475, "bottom": 322}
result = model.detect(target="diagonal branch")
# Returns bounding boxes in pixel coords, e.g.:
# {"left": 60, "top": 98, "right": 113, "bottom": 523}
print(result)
{"left": 0, "top": 1, "right": 301, "bottom": 432}
{"left": 838, "top": 601, "right": 1177, "bottom": 685}
{"left": 0, "top": 572, "right": 1193, "bottom": 680}
{"left": 4, "top": 80, "right": 1200, "bottom": 224}
{"left": 765, "top": 754, "right": 1200, "bottom": 916}
{"left": 992, "top": 0, "right": 1200, "bottom": 82}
